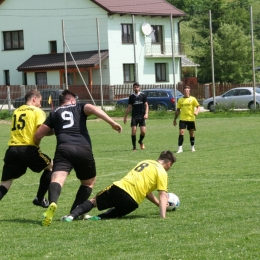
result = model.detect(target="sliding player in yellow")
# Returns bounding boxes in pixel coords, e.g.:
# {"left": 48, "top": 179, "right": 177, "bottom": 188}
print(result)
{"left": 61, "top": 150, "right": 176, "bottom": 221}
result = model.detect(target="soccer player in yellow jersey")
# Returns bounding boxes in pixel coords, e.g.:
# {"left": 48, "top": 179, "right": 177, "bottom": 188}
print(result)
{"left": 61, "top": 150, "right": 176, "bottom": 221}
{"left": 173, "top": 86, "right": 200, "bottom": 153}
{"left": 0, "top": 90, "right": 53, "bottom": 208}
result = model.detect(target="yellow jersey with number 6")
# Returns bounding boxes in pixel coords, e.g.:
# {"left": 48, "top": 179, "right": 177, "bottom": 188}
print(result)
{"left": 113, "top": 160, "right": 168, "bottom": 204}
{"left": 8, "top": 105, "right": 46, "bottom": 146}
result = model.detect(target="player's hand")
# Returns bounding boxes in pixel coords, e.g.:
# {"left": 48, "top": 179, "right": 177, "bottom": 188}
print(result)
{"left": 123, "top": 117, "right": 127, "bottom": 124}
{"left": 113, "top": 123, "right": 122, "bottom": 133}
{"left": 173, "top": 120, "right": 177, "bottom": 126}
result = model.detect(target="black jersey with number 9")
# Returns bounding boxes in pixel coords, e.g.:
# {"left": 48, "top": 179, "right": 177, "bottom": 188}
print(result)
{"left": 44, "top": 103, "right": 91, "bottom": 146}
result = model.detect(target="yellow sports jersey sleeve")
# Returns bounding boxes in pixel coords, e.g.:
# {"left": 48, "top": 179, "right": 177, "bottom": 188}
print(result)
{"left": 8, "top": 105, "right": 46, "bottom": 146}
{"left": 113, "top": 160, "right": 168, "bottom": 204}
{"left": 177, "top": 96, "right": 200, "bottom": 121}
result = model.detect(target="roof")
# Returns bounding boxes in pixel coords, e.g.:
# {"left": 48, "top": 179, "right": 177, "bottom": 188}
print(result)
{"left": 181, "top": 57, "right": 200, "bottom": 67}
{"left": 17, "top": 50, "right": 109, "bottom": 71}
{"left": 91, "top": 0, "right": 185, "bottom": 17}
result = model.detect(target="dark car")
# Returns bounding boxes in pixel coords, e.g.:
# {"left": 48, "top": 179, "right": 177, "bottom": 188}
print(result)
{"left": 116, "top": 88, "right": 183, "bottom": 110}
{"left": 13, "top": 89, "right": 63, "bottom": 109}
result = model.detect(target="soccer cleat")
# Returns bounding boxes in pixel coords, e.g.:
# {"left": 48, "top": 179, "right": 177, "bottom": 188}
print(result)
{"left": 60, "top": 215, "right": 74, "bottom": 222}
{"left": 132, "top": 148, "right": 136, "bottom": 151}
{"left": 138, "top": 141, "right": 145, "bottom": 150}
{"left": 33, "top": 197, "right": 49, "bottom": 208}
{"left": 82, "top": 214, "right": 93, "bottom": 220}
{"left": 191, "top": 146, "right": 195, "bottom": 152}
{"left": 42, "top": 202, "right": 57, "bottom": 226}
{"left": 88, "top": 216, "right": 101, "bottom": 221}
{"left": 176, "top": 146, "right": 183, "bottom": 153}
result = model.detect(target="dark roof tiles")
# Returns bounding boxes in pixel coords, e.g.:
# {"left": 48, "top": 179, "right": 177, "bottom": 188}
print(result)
{"left": 17, "top": 50, "right": 109, "bottom": 71}
{"left": 91, "top": 0, "right": 185, "bottom": 17}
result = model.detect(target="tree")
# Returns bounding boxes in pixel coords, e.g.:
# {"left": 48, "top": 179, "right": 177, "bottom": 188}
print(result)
{"left": 171, "top": 0, "right": 260, "bottom": 83}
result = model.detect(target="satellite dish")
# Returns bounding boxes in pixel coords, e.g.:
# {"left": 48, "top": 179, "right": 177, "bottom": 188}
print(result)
{"left": 141, "top": 23, "right": 153, "bottom": 36}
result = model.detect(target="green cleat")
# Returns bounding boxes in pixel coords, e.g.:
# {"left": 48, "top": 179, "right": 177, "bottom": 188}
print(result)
{"left": 88, "top": 216, "right": 101, "bottom": 221}
{"left": 42, "top": 202, "right": 57, "bottom": 226}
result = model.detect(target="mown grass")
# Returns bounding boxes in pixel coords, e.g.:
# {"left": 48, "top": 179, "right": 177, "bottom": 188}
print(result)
{"left": 0, "top": 111, "right": 260, "bottom": 259}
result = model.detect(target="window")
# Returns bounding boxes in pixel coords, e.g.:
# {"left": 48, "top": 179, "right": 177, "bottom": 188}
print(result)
{"left": 36, "top": 72, "right": 47, "bottom": 85}
{"left": 23, "top": 72, "right": 27, "bottom": 85}
{"left": 151, "top": 25, "right": 163, "bottom": 43}
{"left": 122, "top": 24, "right": 133, "bottom": 43}
{"left": 3, "top": 30, "right": 24, "bottom": 50}
{"left": 123, "top": 64, "right": 135, "bottom": 82}
{"left": 62, "top": 73, "right": 73, "bottom": 85}
{"left": 50, "top": 41, "right": 57, "bottom": 54}
{"left": 155, "top": 63, "right": 167, "bottom": 82}
{"left": 4, "top": 70, "right": 10, "bottom": 85}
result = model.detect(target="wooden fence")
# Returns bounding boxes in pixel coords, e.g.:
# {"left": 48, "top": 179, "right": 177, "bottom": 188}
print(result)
{"left": 1, "top": 83, "right": 259, "bottom": 110}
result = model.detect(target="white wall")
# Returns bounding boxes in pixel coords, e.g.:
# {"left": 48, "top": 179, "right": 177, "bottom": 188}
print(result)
{"left": 107, "top": 15, "right": 181, "bottom": 85}
{"left": 0, "top": 0, "right": 107, "bottom": 85}
{"left": 0, "top": 0, "right": 182, "bottom": 86}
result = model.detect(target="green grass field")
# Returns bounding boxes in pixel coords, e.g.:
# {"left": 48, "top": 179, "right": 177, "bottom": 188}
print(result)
{"left": 0, "top": 113, "right": 260, "bottom": 259}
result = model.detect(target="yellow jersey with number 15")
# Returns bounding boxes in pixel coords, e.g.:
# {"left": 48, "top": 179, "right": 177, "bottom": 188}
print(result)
{"left": 8, "top": 105, "right": 46, "bottom": 146}
{"left": 177, "top": 96, "right": 200, "bottom": 121}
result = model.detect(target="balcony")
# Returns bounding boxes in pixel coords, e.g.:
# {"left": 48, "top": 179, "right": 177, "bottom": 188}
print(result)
{"left": 144, "top": 42, "right": 185, "bottom": 58}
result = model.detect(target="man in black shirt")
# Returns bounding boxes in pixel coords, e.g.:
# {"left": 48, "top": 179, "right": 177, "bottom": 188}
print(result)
{"left": 124, "top": 82, "right": 149, "bottom": 150}
{"left": 34, "top": 90, "right": 122, "bottom": 226}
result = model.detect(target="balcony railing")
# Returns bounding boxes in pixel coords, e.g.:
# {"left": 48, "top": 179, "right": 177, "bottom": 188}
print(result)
{"left": 144, "top": 42, "right": 185, "bottom": 57}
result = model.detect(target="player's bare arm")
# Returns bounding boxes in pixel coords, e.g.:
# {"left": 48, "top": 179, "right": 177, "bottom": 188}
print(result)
{"left": 146, "top": 192, "right": 159, "bottom": 206}
{"left": 84, "top": 104, "right": 122, "bottom": 133}
{"left": 173, "top": 109, "right": 180, "bottom": 126}
{"left": 194, "top": 105, "right": 200, "bottom": 116}
{"left": 34, "top": 124, "right": 52, "bottom": 146}
{"left": 124, "top": 104, "right": 132, "bottom": 124}
{"left": 158, "top": 190, "right": 168, "bottom": 218}
{"left": 144, "top": 102, "right": 149, "bottom": 119}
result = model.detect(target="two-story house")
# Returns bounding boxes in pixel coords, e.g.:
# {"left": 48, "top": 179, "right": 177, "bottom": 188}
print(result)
{"left": 0, "top": 0, "right": 186, "bottom": 87}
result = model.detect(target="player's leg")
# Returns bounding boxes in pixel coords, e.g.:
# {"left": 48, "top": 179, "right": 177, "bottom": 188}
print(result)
{"left": 69, "top": 146, "right": 96, "bottom": 213}
{"left": 42, "top": 170, "right": 68, "bottom": 226}
{"left": 27, "top": 147, "right": 53, "bottom": 208}
{"left": 0, "top": 180, "right": 12, "bottom": 200}
{"left": 0, "top": 147, "right": 26, "bottom": 200}
{"left": 97, "top": 185, "right": 138, "bottom": 219}
{"left": 69, "top": 177, "right": 96, "bottom": 213}
{"left": 61, "top": 184, "right": 112, "bottom": 222}
{"left": 177, "top": 121, "right": 186, "bottom": 153}
{"left": 62, "top": 198, "right": 96, "bottom": 222}
{"left": 138, "top": 119, "right": 146, "bottom": 149}
{"left": 131, "top": 127, "right": 137, "bottom": 150}
{"left": 188, "top": 121, "right": 196, "bottom": 152}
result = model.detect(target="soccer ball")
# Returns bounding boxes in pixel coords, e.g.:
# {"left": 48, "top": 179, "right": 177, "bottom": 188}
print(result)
{"left": 167, "top": 193, "right": 180, "bottom": 211}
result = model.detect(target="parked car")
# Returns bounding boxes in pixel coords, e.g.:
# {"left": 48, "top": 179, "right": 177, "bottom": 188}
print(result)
{"left": 116, "top": 89, "right": 184, "bottom": 110}
{"left": 203, "top": 87, "right": 260, "bottom": 112}
{"left": 13, "top": 89, "right": 63, "bottom": 109}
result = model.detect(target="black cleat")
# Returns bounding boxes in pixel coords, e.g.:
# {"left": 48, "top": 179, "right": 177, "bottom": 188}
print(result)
{"left": 33, "top": 197, "right": 49, "bottom": 208}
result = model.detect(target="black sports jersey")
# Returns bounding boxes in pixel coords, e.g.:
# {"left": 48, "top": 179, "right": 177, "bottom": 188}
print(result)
{"left": 44, "top": 103, "right": 91, "bottom": 146}
{"left": 128, "top": 92, "right": 147, "bottom": 119}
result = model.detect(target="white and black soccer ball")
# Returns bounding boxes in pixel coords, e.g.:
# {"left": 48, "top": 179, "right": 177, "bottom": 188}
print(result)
{"left": 167, "top": 193, "right": 180, "bottom": 211}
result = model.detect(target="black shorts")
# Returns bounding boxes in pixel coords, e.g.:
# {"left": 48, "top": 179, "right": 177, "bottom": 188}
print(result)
{"left": 179, "top": 120, "right": 196, "bottom": 131}
{"left": 52, "top": 144, "right": 96, "bottom": 180}
{"left": 131, "top": 118, "right": 146, "bottom": 127}
{"left": 96, "top": 184, "right": 138, "bottom": 217}
{"left": 1, "top": 146, "right": 51, "bottom": 181}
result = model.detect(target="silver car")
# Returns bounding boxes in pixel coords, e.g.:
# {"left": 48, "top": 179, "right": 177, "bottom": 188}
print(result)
{"left": 202, "top": 87, "right": 260, "bottom": 111}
